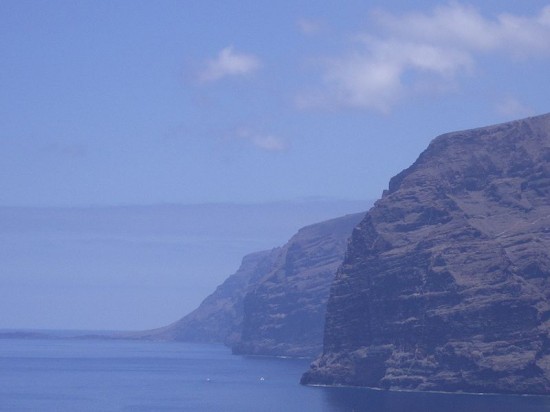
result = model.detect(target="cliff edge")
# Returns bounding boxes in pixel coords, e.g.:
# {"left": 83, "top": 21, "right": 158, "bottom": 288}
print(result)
{"left": 302, "top": 113, "right": 550, "bottom": 395}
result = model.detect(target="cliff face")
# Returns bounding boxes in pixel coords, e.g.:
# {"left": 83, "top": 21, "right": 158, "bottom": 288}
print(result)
{"left": 143, "top": 212, "right": 364, "bottom": 356}
{"left": 302, "top": 113, "right": 550, "bottom": 394}
{"left": 234, "top": 213, "right": 364, "bottom": 357}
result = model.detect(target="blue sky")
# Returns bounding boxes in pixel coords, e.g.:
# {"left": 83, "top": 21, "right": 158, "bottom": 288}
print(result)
{"left": 2, "top": 1, "right": 550, "bottom": 330}
{"left": 2, "top": 1, "right": 550, "bottom": 207}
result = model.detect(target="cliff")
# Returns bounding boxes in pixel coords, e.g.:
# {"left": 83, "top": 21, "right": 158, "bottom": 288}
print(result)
{"left": 302, "top": 113, "right": 550, "bottom": 394}
{"left": 234, "top": 213, "right": 364, "bottom": 357}
{"left": 141, "top": 212, "right": 364, "bottom": 356}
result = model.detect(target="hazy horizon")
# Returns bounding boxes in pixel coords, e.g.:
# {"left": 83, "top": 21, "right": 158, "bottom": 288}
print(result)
{"left": 0, "top": 198, "right": 370, "bottom": 331}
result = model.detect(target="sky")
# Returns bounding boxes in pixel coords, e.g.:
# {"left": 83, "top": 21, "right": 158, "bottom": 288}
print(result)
{"left": 2, "top": 1, "right": 550, "bottom": 330}
{"left": 2, "top": 0, "right": 550, "bottom": 207}
{"left": 0, "top": 201, "right": 368, "bottom": 330}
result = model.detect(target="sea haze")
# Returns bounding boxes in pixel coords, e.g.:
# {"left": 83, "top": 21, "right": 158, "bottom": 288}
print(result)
{"left": 0, "top": 199, "right": 369, "bottom": 331}
{"left": 1, "top": 338, "right": 550, "bottom": 412}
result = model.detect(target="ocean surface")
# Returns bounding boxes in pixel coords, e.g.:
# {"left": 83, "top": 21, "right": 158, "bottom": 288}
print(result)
{"left": 1, "top": 338, "right": 550, "bottom": 412}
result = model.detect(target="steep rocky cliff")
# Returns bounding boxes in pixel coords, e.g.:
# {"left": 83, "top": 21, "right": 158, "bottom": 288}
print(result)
{"left": 234, "top": 213, "right": 364, "bottom": 357}
{"left": 141, "top": 212, "right": 364, "bottom": 356}
{"left": 302, "top": 113, "right": 550, "bottom": 394}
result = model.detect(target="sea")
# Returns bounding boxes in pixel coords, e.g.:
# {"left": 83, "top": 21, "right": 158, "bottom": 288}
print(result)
{"left": 1, "top": 337, "right": 550, "bottom": 412}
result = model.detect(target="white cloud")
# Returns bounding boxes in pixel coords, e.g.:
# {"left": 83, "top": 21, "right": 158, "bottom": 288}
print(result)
{"left": 373, "top": 3, "right": 550, "bottom": 56}
{"left": 318, "top": 37, "right": 473, "bottom": 112}
{"left": 303, "top": 3, "right": 550, "bottom": 112}
{"left": 323, "top": 54, "right": 404, "bottom": 113}
{"left": 236, "top": 128, "right": 289, "bottom": 152}
{"left": 199, "top": 46, "right": 261, "bottom": 82}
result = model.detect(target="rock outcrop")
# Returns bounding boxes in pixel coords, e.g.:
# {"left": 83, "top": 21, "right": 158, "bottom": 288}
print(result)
{"left": 302, "top": 113, "right": 550, "bottom": 394}
{"left": 142, "top": 212, "right": 364, "bottom": 356}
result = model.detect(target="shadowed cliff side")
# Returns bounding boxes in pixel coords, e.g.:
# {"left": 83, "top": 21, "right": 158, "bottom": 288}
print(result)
{"left": 302, "top": 113, "right": 550, "bottom": 395}
{"left": 233, "top": 213, "right": 365, "bottom": 357}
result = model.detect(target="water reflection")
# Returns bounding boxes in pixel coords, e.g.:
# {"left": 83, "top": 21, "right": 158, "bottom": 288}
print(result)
{"left": 321, "top": 385, "right": 550, "bottom": 412}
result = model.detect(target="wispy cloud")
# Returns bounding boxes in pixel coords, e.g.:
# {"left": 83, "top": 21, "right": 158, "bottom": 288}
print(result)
{"left": 199, "top": 46, "right": 261, "bottom": 82}
{"left": 495, "top": 97, "right": 535, "bottom": 119}
{"left": 297, "top": 18, "right": 324, "bottom": 36}
{"left": 300, "top": 3, "right": 550, "bottom": 112}
{"left": 372, "top": 4, "right": 550, "bottom": 56}
{"left": 235, "top": 128, "right": 289, "bottom": 152}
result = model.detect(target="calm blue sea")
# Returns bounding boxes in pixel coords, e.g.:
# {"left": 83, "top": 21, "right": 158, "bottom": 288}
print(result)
{"left": 1, "top": 338, "right": 550, "bottom": 412}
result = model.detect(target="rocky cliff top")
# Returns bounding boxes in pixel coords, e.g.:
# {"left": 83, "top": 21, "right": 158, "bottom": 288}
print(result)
{"left": 302, "top": 113, "right": 550, "bottom": 395}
